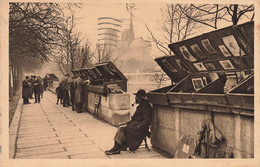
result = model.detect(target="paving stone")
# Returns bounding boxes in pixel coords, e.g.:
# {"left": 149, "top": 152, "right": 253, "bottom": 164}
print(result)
{"left": 55, "top": 132, "right": 86, "bottom": 138}
{"left": 18, "top": 131, "right": 56, "bottom": 138}
{"left": 17, "top": 136, "right": 58, "bottom": 145}
{"left": 16, "top": 144, "right": 64, "bottom": 153}
{"left": 17, "top": 139, "right": 60, "bottom": 149}
{"left": 16, "top": 151, "right": 68, "bottom": 159}
{"left": 65, "top": 145, "right": 102, "bottom": 155}
{"left": 70, "top": 152, "right": 110, "bottom": 159}
{"left": 60, "top": 140, "right": 94, "bottom": 147}
{"left": 58, "top": 137, "right": 92, "bottom": 144}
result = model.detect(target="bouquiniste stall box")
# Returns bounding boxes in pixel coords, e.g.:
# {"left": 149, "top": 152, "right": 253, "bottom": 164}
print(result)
{"left": 147, "top": 22, "right": 254, "bottom": 158}
{"left": 72, "top": 61, "right": 130, "bottom": 125}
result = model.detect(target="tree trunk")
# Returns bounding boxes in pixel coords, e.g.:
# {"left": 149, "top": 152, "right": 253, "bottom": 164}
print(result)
{"left": 232, "top": 5, "right": 238, "bottom": 25}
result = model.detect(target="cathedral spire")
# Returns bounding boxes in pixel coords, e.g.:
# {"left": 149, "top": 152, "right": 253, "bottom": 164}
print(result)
{"left": 126, "top": 3, "right": 135, "bottom": 45}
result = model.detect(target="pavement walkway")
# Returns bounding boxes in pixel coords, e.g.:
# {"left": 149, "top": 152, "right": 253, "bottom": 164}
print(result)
{"left": 9, "top": 90, "right": 167, "bottom": 159}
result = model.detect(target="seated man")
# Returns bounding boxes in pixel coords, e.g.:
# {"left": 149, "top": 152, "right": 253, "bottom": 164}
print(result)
{"left": 105, "top": 89, "right": 152, "bottom": 155}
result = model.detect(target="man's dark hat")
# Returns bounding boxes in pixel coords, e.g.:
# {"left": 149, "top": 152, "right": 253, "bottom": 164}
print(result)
{"left": 133, "top": 89, "right": 147, "bottom": 97}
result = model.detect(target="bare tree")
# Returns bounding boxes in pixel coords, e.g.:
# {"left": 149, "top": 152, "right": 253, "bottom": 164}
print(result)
{"left": 152, "top": 69, "right": 170, "bottom": 88}
{"left": 144, "top": 4, "right": 199, "bottom": 55}
{"left": 74, "top": 39, "right": 94, "bottom": 69}
{"left": 95, "top": 44, "right": 117, "bottom": 64}
{"left": 53, "top": 3, "right": 85, "bottom": 74}
{"left": 177, "top": 4, "right": 254, "bottom": 29}
{"left": 9, "top": 2, "right": 66, "bottom": 96}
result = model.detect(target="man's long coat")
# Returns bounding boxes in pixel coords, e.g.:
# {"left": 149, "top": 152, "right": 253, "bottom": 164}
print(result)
{"left": 22, "top": 80, "right": 30, "bottom": 98}
{"left": 125, "top": 100, "right": 152, "bottom": 151}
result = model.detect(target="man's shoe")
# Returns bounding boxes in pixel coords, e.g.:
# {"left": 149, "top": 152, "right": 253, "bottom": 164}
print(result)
{"left": 121, "top": 146, "right": 127, "bottom": 151}
{"left": 104, "top": 149, "right": 120, "bottom": 155}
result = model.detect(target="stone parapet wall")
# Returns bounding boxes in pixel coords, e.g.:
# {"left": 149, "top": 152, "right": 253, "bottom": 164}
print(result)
{"left": 150, "top": 104, "right": 254, "bottom": 158}
{"left": 83, "top": 91, "right": 130, "bottom": 125}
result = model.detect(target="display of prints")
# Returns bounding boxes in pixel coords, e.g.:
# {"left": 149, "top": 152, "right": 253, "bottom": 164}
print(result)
{"left": 218, "top": 45, "right": 232, "bottom": 57}
{"left": 222, "top": 35, "right": 246, "bottom": 57}
{"left": 192, "top": 78, "right": 205, "bottom": 90}
{"left": 204, "top": 62, "right": 217, "bottom": 71}
{"left": 179, "top": 45, "right": 197, "bottom": 62}
{"left": 161, "top": 59, "right": 178, "bottom": 72}
{"left": 190, "top": 44, "right": 207, "bottom": 59}
{"left": 201, "top": 39, "right": 216, "bottom": 54}
{"left": 219, "top": 60, "right": 235, "bottom": 70}
{"left": 193, "top": 62, "right": 207, "bottom": 71}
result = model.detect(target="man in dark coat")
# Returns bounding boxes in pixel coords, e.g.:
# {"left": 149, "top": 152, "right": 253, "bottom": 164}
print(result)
{"left": 61, "top": 74, "right": 70, "bottom": 107}
{"left": 104, "top": 89, "right": 152, "bottom": 155}
{"left": 43, "top": 75, "right": 48, "bottom": 91}
{"left": 55, "top": 83, "right": 63, "bottom": 104}
{"left": 22, "top": 76, "right": 31, "bottom": 104}
{"left": 69, "top": 75, "right": 77, "bottom": 111}
{"left": 74, "top": 75, "right": 89, "bottom": 113}
{"left": 33, "top": 76, "right": 42, "bottom": 103}
{"left": 29, "top": 75, "right": 35, "bottom": 99}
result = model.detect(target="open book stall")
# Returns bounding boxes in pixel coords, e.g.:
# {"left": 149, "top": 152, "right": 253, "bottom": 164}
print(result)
{"left": 147, "top": 22, "right": 254, "bottom": 158}
{"left": 72, "top": 61, "right": 130, "bottom": 125}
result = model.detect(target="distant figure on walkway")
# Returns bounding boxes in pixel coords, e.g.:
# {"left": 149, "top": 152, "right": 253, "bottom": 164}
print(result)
{"left": 70, "top": 75, "right": 77, "bottom": 111}
{"left": 37, "top": 76, "right": 44, "bottom": 98}
{"left": 22, "top": 76, "right": 31, "bottom": 104}
{"left": 33, "top": 76, "right": 42, "bottom": 103}
{"left": 104, "top": 89, "right": 152, "bottom": 155}
{"left": 61, "top": 74, "right": 70, "bottom": 107}
{"left": 29, "top": 75, "right": 35, "bottom": 99}
{"left": 55, "top": 83, "right": 63, "bottom": 105}
{"left": 43, "top": 75, "right": 49, "bottom": 91}
{"left": 74, "top": 75, "right": 89, "bottom": 113}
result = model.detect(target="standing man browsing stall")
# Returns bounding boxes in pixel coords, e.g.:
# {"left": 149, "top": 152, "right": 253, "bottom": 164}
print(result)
{"left": 74, "top": 75, "right": 89, "bottom": 113}
{"left": 61, "top": 74, "right": 70, "bottom": 107}
{"left": 104, "top": 89, "right": 152, "bottom": 155}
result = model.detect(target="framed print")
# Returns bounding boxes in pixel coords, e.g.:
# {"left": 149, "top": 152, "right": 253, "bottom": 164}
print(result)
{"left": 222, "top": 35, "right": 246, "bottom": 57}
{"left": 190, "top": 44, "right": 207, "bottom": 59}
{"left": 201, "top": 39, "right": 217, "bottom": 54}
{"left": 219, "top": 45, "right": 232, "bottom": 57}
{"left": 193, "top": 62, "right": 207, "bottom": 71}
{"left": 192, "top": 78, "right": 205, "bottom": 90}
{"left": 179, "top": 45, "right": 197, "bottom": 62}
{"left": 204, "top": 62, "right": 217, "bottom": 71}
{"left": 161, "top": 59, "right": 178, "bottom": 72}
{"left": 219, "top": 60, "right": 235, "bottom": 70}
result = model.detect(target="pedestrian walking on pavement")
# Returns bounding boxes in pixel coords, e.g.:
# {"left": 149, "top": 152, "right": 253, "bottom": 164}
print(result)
{"left": 37, "top": 76, "right": 44, "bottom": 98}
{"left": 70, "top": 75, "right": 77, "bottom": 111}
{"left": 55, "top": 83, "right": 63, "bottom": 105}
{"left": 29, "top": 75, "right": 35, "bottom": 99}
{"left": 61, "top": 74, "right": 70, "bottom": 107}
{"left": 104, "top": 89, "right": 152, "bottom": 155}
{"left": 74, "top": 75, "right": 89, "bottom": 113}
{"left": 33, "top": 76, "right": 41, "bottom": 103}
{"left": 22, "top": 76, "right": 31, "bottom": 104}
{"left": 43, "top": 75, "right": 49, "bottom": 91}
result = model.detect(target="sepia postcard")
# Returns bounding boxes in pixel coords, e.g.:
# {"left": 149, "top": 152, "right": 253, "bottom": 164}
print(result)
{"left": 0, "top": 0, "right": 260, "bottom": 166}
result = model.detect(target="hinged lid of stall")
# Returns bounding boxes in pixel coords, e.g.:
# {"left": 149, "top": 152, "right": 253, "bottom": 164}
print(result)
{"left": 155, "top": 22, "right": 254, "bottom": 84}
{"left": 72, "top": 61, "right": 128, "bottom": 93}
